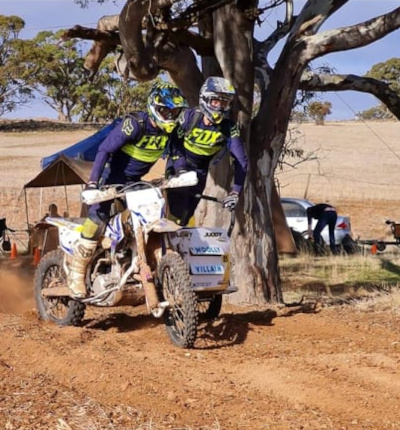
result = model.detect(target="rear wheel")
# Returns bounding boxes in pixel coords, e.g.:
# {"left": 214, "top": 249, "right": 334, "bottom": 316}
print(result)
{"left": 34, "top": 249, "right": 85, "bottom": 326}
{"left": 291, "top": 229, "right": 313, "bottom": 253}
{"left": 158, "top": 252, "right": 198, "bottom": 348}
{"left": 341, "top": 234, "right": 362, "bottom": 254}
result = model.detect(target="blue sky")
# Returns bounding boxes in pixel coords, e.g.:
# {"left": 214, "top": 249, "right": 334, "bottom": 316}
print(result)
{"left": 2, "top": 0, "right": 400, "bottom": 120}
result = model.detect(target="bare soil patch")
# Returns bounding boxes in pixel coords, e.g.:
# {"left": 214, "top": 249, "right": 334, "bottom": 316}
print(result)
{"left": 1, "top": 121, "right": 400, "bottom": 429}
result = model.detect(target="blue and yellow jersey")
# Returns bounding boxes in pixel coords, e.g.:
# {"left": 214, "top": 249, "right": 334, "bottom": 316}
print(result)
{"left": 171, "top": 108, "right": 248, "bottom": 193}
{"left": 89, "top": 112, "right": 170, "bottom": 184}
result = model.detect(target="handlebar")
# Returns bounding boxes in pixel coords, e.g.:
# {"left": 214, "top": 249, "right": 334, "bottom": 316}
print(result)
{"left": 195, "top": 194, "right": 235, "bottom": 237}
{"left": 82, "top": 172, "right": 199, "bottom": 205}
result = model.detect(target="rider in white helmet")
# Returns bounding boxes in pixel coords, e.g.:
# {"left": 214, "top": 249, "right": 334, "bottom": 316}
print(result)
{"left": 166, "top": 76, "right": 248, "bottom": 226}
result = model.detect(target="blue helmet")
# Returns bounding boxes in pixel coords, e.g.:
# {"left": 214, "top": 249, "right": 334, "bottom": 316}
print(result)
{"left": 199, "top": 77, "right": 236, "bottom": 124}
{"left": 147, "top": 82, "right": 188, "bottom": 133}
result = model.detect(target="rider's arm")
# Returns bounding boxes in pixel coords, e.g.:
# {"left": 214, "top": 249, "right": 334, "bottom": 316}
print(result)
{"left": 227, "top": 124, "right": 248, "bottom": 194}
{"left": 89, "top": 117, "right": 142, "bottom": 183}
{"left": 168, "top": 112, "right": 189, "bottom": 174}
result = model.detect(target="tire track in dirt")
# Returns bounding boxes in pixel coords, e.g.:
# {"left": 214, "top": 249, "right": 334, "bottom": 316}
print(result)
{"left": 232, "top": 309, "right": 400, "bottom": 428}
{"left": 2, "top": 302, "right": 400, "bottom": 429}
{"left": 1, "top": 260, "right": 400, "bottom": 430}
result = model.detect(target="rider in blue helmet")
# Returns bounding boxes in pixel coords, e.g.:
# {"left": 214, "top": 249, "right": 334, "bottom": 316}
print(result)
{"left": 67, "top": 82, "right": 188, "bottom": 299}
{"left": 147, "top": 83, "right": 189, "bottom": 133}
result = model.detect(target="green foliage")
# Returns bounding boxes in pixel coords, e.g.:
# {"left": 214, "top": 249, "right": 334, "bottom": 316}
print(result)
{"left": 365, "top": 57, "right": 400, "bottom": 94}
{"left": 5, "top": 28, "right": 156, "bottom": 122}
{"left": 9, "top": 30, "right": 89, "bottom": 121}
{"left": 0, "top": 15, "right": 32, "bottom": 116}
{"left": 290, "top": 109, "right": 308, "bottom": 123}
{"left": 307, "top": 101, "right": 332, "bottom": 125}
{"left": 74, "top": 0, "right": 107, "bottom": 7}
{"left": 0, "top": 15, "right": 25, "bottom": 38}
{"left": 358, "top": 58, "right": 400, "bottom": 120}
{"left": 357, "top": 105, "right": 394, "bottom": 121}
{"left": 280, "top": 253, "right": 400, "bottom": 294}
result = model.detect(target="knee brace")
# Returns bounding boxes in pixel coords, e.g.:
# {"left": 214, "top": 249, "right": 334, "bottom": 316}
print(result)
{"left": 81, "top": 218, "right": 101, "bottom": 240}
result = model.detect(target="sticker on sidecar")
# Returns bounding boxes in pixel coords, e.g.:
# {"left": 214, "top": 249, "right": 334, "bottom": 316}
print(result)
{"left": 189, "top": 246, "right": 223, "bottom": 255}
{"left": 190, "top": 264, "right": 225, "bottom": 275}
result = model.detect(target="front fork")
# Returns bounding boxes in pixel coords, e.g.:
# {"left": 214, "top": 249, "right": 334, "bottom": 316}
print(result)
{"left": 133, "top": 221, "right": 167, "bottom": 316}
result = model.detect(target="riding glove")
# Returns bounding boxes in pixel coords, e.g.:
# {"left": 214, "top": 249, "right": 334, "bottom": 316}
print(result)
{"left": 85, "top": 181, "right": 98, "bottom": 190}
{"left": 222, "top": 191, "right": 239, "bottom": 211}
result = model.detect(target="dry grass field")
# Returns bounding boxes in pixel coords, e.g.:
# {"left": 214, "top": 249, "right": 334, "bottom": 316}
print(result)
{"left": 279, "top": 120, "right": 400, "bottom": 241}
{"left": 2, "top": 119, "right": 400, "bottom": 240}
{"left": 1, "top": 120, "right": 400, "bottom": 430}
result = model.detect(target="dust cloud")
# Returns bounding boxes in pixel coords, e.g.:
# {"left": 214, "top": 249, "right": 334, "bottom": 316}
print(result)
{"left": 0, "top": 258, "right": 35, "bottom": 314}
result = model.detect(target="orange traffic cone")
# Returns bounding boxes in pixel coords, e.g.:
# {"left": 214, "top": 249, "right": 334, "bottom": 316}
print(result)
{"left": 371, "top": 243, "right": 377, "bottom": 255}
{"left": 33, "top": 247, "right": 41, "bottom": 266}
{"left": 10, "top": 243, "right": 17, "bottom": 259}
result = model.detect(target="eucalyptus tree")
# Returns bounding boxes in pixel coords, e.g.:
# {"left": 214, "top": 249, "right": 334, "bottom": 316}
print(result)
{"left": 358, "top": 57, "right": 400, "bottom": 120}
{"left": 307, "top": 101, "right": 332, "bottom": 125}
{"left": 9, "top": 29, "right": 152, "bottom": 122}
{"left": 65, "top": 0, "right": 400, "bottom": 303}
{"left": 0, "top": 15, "right": 31, "bottom": 116}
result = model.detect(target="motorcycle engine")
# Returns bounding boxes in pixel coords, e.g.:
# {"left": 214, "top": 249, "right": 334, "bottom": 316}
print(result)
{"left": 90, "top": 273, "right": 119, "bottom": 306}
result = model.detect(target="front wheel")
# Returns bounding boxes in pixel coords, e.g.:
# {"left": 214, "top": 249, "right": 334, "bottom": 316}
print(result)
{"left": 158, "top": 252, "right": 198, "bottom": 348}
{"left": 34, "top": 249, "right": 86, "bottom": 326}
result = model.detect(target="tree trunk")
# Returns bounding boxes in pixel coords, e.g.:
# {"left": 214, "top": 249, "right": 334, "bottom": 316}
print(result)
{"left": 231, "top": 171, "right": 282, "bottom": 303}
{"left": 197, "top": 2, "right": 291, "bottom": 304}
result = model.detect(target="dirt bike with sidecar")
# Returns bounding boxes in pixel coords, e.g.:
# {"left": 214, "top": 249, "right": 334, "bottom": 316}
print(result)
{"left": 34, "top": 171, "right": 237, "bottom": 348}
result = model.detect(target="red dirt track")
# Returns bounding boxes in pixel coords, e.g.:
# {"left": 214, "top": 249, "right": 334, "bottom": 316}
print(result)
{"left": 1, "top": 121, "right": 400, "bottom": 429}
{"left": 1, "top": 258, "right": 400, "bottom": 429}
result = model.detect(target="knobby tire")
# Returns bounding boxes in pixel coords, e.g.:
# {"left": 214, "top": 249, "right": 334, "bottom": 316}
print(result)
{"left": 34, "top": 249, "right": 85, "bottom": 326}
{"left": 158, "top": 252, "right": 198, "bottom": 348}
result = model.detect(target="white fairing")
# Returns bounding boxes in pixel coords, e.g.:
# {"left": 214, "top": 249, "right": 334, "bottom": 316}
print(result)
{"left": 45, "top": 217, "right": 83, "bottom": 255}
{"left": 45, "top": 215, "right": 126, "bottom": 256}
{"left": 103, "top": 213, "right": 125, "bottom": 243}
{"left": 81, "top": 187, "right": 119, "bottom": 205}
{"left": 126, "top": 188, "right": 164, "bottom": 225}
{"left": 169, "top": 227, "right": 231, "bottom": 291}
{"left": 164, "top": 171, "right": 198, "bottom": 189}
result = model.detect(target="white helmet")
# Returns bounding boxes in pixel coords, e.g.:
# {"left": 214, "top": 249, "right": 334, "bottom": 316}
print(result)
{"left": 199, "top": 77, "right": 235, "bottom": 124}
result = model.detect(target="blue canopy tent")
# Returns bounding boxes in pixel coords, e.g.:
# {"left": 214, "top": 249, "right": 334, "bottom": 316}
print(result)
{"left": 41, "top": 118, "right": 121, "bottom": 169}
{"left": 23, "top": 119, "right": 120, "bottom": 232}
{"left": 23, "top": 117, "right": 165, "bottom": 225}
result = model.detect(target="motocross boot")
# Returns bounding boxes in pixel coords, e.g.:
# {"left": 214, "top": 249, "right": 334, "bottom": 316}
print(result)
{"left": 67, "top": 237, "right": 97, "bottom": 298}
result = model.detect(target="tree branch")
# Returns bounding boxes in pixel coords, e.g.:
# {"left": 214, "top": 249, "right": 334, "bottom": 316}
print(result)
{"left": 307, "top": 6, "right": 400, "bottom": 58}
{"left": 61, "top": 25, "right": 120, "bottom": 44}
{"left": 165, "top": 29, "right": 214, "bottom": 56}
{"left": 299, "top": 72, "right": 400, "bottom": 120}
{"left": 288, "top": 0, "right": 349, "bottom": 40}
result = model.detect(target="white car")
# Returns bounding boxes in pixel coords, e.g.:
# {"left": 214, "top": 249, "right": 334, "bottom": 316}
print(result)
{"left": 281, "top": 197, "right": 352, "bottom": 246}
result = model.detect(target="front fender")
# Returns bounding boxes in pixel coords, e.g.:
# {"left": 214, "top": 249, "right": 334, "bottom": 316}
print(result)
{"left": 146, "top": 218, "right": 182, "bottom": 234}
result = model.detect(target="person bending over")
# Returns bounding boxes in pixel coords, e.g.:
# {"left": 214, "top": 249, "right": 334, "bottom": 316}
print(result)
{"left": 307, "top": 203, "right": 338, "bottom": 255}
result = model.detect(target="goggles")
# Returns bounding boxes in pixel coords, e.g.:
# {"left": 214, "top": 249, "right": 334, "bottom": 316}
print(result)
{"left": 209, "top": 96, "right": 231, "bottom": 111}
{"left": 157, "top": 106, "right": 182, "bottom": 120}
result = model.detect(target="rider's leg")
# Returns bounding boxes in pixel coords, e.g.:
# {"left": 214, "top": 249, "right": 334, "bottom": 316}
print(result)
{"left": 67, "top": 203, "right": 107, "bottom": 298}
{"left": 167, "top": 172, "right": 207, "bottom": 226}
{"left": 68, "top": 233, "right": 98, "bottom": 298}
{"left": 167, "top": 187, "right": 191, "bottom": 226}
